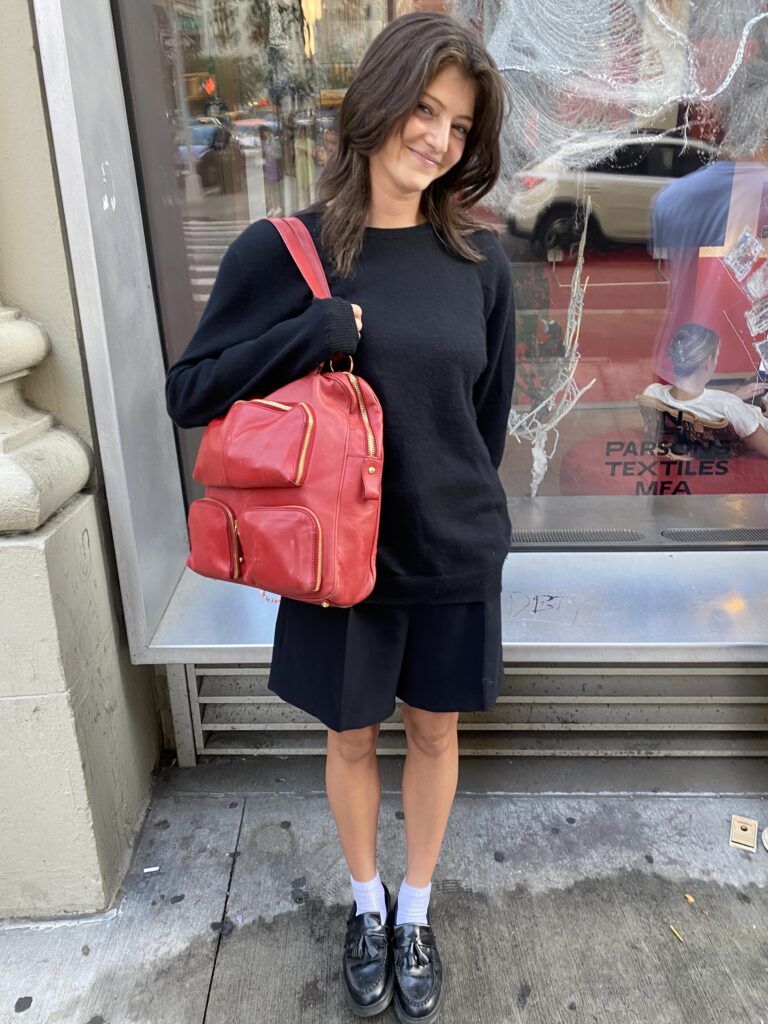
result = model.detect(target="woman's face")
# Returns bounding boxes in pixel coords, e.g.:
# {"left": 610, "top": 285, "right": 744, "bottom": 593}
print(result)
{"left": 369, "top": 65, "right": 476, "bottom": 202}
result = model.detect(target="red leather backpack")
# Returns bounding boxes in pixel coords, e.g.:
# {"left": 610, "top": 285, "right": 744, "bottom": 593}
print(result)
{"left": 186, "top": 217, "right": 384, "bottom": 607}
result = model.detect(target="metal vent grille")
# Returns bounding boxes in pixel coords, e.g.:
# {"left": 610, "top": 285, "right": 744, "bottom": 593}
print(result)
{"left": 510, "top": 528, "right": 646, "bottom": 545}
{"left": 661, "top": 528, "right": 768, "bottom": 544}
{"left": 168, "top": 664, "right": 768, "bottom": 762}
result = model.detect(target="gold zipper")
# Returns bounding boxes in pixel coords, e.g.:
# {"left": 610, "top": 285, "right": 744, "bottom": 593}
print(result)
{"left": 346, "top": 373, "right": 376, "bottom": 457}
{"left": 294, "top": 402, "right": 314, "bottom": 485}
{"left": 234, "top": 398, "right": 293, "bottom": 411}
{"left": 314, "top": 509, "right": 323, "bottom": 592}
{"left": 254, "top": 399, "right": 292, "bottom": 410}
{"left": 200, "top": 498, "right": 240, "bottom": 579}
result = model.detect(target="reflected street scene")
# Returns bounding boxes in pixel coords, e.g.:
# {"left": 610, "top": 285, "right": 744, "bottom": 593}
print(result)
{"left": 148, "top": 0, "right": 384, "bottom": 318}
{"left": 118, "top": 0, "right": 768, "bottom": 517}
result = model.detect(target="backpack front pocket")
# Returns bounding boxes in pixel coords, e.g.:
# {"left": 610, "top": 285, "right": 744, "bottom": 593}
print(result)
{"left": 193, "top": 400, "right": 315, "bottom": 488}
{"left": 187, "top": 498, "right": 241, "bottom": 580}
{"left": 224, "top": 400, "right": 314, "bottom": 487}
{"left": 238, "top": 505, "right": 322, "bottom": 596}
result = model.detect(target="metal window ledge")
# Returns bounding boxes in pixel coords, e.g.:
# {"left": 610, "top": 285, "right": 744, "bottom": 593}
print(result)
{"left": 146, "top": 549, "right": 768, "bottom": 666}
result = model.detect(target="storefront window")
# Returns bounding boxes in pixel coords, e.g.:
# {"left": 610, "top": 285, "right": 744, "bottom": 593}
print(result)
{"left": 500, "top": 139, "right": 768, "bottom": 505}
{"left": 494, "top": 1, "right": 768, "bottom": 536}
{"left": 117, "top": 0, "right": 768, "bottom": 539}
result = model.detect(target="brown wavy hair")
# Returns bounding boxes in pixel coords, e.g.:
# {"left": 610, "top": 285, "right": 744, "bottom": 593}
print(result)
{"left": 312, "top": 12, "right": 508, "bottom": 278}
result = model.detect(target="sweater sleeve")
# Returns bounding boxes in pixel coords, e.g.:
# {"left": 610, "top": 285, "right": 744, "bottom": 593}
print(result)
{"left": 473, "top": 239, "right": 516, "bottom": 469}
{"left": 166, "top": 219, "right": 360, "bottom": 428}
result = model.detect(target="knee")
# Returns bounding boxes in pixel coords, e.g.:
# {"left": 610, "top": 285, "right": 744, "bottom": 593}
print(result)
{"left": 404, "top": 710, "right": 458, "bottom": 758}
{"left": 327, "top": 724, "right": 379, "bottom": 764}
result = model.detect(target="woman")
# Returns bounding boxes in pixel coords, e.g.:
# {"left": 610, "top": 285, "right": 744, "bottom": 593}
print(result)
{"left": 643, "top": 323, "right": 768, "bottom": 456}
{"left": 166, "top": 12, "right": 514, "bottom": 1022}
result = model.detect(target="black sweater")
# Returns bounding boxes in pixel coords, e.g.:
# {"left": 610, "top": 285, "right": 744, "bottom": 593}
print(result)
{"left": 166, "top": 212, "right": 516, "bottom": 603}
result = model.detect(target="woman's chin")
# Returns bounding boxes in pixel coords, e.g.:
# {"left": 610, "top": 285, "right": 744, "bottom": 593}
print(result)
{"left": 393, "top": 172, "right": 434, "bottom": 197}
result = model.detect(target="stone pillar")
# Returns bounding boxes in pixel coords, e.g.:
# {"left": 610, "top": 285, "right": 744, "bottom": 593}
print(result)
{"left": 0, "top": 0, "right": 160, "bottom": 919}
{"left": 0, "top": 304, "right": 91, "bottom": 530}
{"left": 0, "top": 301, "right": 160, "bottom": 918}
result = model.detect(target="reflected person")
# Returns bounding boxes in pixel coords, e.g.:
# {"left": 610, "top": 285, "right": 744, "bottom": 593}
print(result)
{"left": 643, "top": 323, "right": 768, "bottom": 456}
{"left": 650, "top": 47, "right": 768, "bottom": 385}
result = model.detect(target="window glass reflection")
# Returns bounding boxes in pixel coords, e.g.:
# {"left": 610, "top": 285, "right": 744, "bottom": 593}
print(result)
{"left": 122, "top": 0, "right": 768, "bottom": 532}
{"left": 501, "top": 138, "right": 768, "bottom": 504}
{"left": 149, "top": 0, "right": 405, "bottom": 319}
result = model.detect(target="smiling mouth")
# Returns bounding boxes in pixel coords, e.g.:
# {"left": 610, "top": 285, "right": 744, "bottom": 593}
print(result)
{"left": 408, "top": 147, "right": 439, "bottom": 169}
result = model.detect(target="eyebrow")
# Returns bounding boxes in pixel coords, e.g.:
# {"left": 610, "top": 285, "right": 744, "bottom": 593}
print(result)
{"left": 422, "top": 90, "right": 474, "bottom": 124}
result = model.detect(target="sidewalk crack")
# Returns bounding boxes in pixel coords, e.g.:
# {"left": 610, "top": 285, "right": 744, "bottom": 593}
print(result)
{"left": 201, "top": 798, "right": 246, "bottom": 1023}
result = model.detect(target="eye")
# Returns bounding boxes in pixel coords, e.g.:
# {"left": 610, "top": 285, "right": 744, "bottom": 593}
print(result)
{"left": 453, "top": 124, "right": 469, "bottom": 137}
{"left": 417, "top": 103, "right": 433, "bottom": 115}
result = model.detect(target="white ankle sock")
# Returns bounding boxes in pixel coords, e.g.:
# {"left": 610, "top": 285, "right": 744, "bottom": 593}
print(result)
{"left": 350, "top": 871, "right": 387, "bottom": 921}
{"left": 396, "top": 879, "right": 431, "bottom": 926}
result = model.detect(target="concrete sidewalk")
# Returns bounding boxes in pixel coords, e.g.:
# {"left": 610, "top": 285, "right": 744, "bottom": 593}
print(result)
{"left": 2, "top": 757, "right": 768, "bottom": 1024}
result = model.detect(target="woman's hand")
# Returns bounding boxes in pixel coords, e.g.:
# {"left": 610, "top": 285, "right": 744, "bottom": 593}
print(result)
{"left": 735, "top": 380, "right": 768, "bottom": 400}
{"left": 351, "top": 303, "right": 363, "bottom": 335}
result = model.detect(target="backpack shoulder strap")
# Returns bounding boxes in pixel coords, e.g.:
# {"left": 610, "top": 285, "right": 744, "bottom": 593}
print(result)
{"left": 267, "top": 216, "right": 331, "bottom": 300}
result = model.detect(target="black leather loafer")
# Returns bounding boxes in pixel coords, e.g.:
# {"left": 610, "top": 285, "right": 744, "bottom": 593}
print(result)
{"left": 392, "top": 909, "right": 443, "bottom": 1024}
{"left": 342, "top": 884, "right": 394, "bottom": 1017}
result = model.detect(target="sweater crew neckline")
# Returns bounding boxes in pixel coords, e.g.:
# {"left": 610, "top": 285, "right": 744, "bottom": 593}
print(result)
{"left": 300, "top": 210, "right": 434, "bottom": 241}
{"left": 362, "top": 222, "right": 435, "bottom": 239}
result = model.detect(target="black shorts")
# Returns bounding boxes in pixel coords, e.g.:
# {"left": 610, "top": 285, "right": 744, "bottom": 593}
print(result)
{"left": 268, "top": 596, "right": 503, "bottom": 732}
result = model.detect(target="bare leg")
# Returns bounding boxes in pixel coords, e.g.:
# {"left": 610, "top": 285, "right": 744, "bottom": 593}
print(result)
{"left": 401, "top": 705, "right": 459, "bottom": 888}
{"left": 326, "top": 724, "right": 382, "bottom": 881}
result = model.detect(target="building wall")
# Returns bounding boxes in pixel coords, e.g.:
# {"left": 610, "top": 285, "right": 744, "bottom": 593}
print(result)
{"left": 0, "top": 0, "right": 161, "bottom": 918}
{"left": 0, "top": 0, "right": 93, "bottom": 449}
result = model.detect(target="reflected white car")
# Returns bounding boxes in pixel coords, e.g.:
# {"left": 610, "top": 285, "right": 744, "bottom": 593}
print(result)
{"left": 507, "top": 135, "right": 716, "bottom": 255}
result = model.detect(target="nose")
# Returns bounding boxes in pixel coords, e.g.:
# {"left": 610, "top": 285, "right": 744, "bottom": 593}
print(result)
{"left": 425, "top": 115, "right": 451, "bottom": 156}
